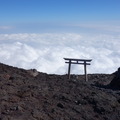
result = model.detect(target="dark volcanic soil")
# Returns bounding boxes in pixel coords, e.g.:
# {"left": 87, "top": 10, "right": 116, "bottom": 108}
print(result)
{"left": 0, "top": 63, "right": 120, "bottom": 120}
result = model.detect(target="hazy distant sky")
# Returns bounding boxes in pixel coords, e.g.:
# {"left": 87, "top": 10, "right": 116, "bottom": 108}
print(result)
{"left": 0, "top": 0, "right": 120, "bottom": 33}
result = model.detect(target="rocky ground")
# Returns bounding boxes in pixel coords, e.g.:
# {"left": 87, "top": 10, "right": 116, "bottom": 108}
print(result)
{"left": 0, "top": 63, "right": 120, "bottom": 120}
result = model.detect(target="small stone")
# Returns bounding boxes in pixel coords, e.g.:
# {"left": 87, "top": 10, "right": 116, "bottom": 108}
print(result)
{"left": 57, "top": 103, "right": 64, "bottom": 108}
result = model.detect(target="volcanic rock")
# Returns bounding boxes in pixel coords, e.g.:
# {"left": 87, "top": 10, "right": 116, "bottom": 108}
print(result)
{"left": 0, "top": 63, "right": 120, "bottom": 120}
{"left": 27, "top": 69, "right": 39, "bottom": 77}
{"left": 109, "top": 67, "right": 120, "bottom": 89}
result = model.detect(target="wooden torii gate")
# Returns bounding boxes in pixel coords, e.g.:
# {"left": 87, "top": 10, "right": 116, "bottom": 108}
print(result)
{"left": 64, "top": 58, "right": 92, "bottom": 81}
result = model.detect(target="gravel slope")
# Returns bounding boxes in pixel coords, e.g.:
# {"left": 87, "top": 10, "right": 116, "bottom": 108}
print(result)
{"left": 0, "top": 63, "right": 120, "bottom": 120}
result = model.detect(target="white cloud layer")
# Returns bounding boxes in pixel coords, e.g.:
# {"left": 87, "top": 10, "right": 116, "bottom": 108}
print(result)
{"left": 0, "top": 33, "right": 120, "bottom": 74}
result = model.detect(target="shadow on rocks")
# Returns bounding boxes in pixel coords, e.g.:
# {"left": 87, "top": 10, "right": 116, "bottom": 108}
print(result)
{"left": 91, "top": 68, "right": 120, "bottom": 91}
{"left": 109, "top": 67, "right": 120, "bottom": 90}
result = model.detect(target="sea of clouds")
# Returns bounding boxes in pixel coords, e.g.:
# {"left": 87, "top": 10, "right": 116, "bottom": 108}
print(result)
{"left": 0, "top": 33, "right": 120, "bottom": 74}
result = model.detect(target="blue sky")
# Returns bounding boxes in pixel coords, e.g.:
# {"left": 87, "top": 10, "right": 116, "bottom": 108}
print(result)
{"left": 0, "top": 0, "right": 120, "bottom": 33}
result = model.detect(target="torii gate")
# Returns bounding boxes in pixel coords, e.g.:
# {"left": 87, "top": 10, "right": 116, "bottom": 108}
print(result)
{"left": 64, "top": 58, "right": 92, "bottom": 81}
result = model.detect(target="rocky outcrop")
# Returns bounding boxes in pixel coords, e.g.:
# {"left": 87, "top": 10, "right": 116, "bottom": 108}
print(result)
{"left": 109, "top": 67, "right": 120, "bottom": 89}
{"left": 27, "top": 69, "right": 39, "bottom": 77}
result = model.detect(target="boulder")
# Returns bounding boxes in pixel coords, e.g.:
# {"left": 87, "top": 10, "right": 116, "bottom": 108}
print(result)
{"left": 27, "top": 69, "right": 39, "bottom": 77}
